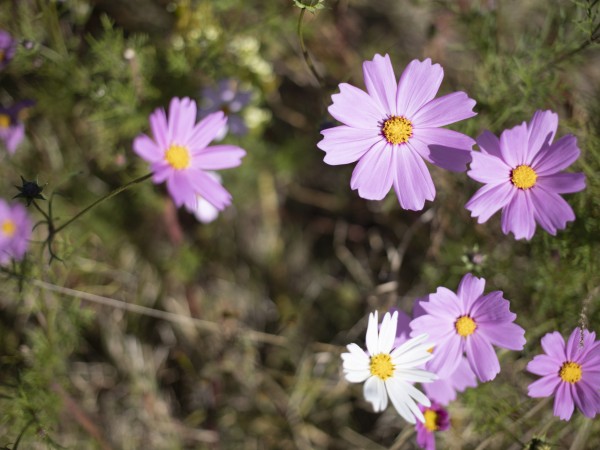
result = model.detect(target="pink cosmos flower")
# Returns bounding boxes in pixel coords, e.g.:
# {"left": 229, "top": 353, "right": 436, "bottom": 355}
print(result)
{"left": 395, "top": 306, "right": 478, "bottom": 405}
{"left": 0, "top": 100, "right": 35, "bottom": 155}
{"left": 527, "top": 328, "right": 600, "bottom": 421}
{"left": 134, "top": 97, "right": 246, "bottom": 211}
{"left": 318, "top": 54, "right": 476, "bottom": 210}
{"left": 0, "top": 199, "right": 32, "bottom": 264}
{"left": 466, "top": 110, "right": 586, "bottom": 240}
{"left": 415, "top": 402, "right": 450, "bottom": 450}
{"left": 410, "top": 273, "right": 526, "bottom": 382}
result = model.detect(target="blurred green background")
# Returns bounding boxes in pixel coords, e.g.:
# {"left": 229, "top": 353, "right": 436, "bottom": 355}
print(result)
{"left": 1, "top": 0, "right": 599, "bottom": 448}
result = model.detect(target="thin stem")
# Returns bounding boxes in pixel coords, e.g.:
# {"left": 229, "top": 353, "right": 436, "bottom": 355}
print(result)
{"left": 13, "top": 417, "right": 35, "bottom": 450}
{"left": 297, "top": 3, "right": 323, "bottom": 85}
{"left": 54, "top": 172, "right": 152, "bottom": 235}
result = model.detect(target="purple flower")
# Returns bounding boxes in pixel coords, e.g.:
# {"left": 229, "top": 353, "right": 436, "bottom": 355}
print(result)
{"left": 410, "top": 273, "right": 526, "bottom": 382}
{"left": 415, "top": 402, "right": 450, "bottom": 450}
{"left": 527, "top": 328, "right": 600, "bottom": 421}
{"left": 466, "top": 110, "right": 586, "bottom": 240}
{"left": 199, "top": 79, "right": 251, "bottom": 137}
{"left": 0, "top": 199, "right": 32, "bottom": 264}
{"left": 397, "top": 305, "right": 478, "bottom": 404}
{"left": 0, "top": 100, "right": 35, "bottom": 155}
{"left": 0, "top": 30, "right": 17, "bottom": 71}
{"left": 317, "top": 54, "right": 476, "bottom": 210}
{"left": 133, "top": 97, "right": 246, "bottom": 211}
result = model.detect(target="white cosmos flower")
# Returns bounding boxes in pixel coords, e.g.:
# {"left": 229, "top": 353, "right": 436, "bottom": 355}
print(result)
{"left": 341, "top": 310, "right": 437, "bottom": 424}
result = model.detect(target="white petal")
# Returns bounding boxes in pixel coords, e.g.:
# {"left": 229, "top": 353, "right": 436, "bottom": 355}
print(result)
{"left": 394, "top": 368, "right": 438, "bottom": 383}
{"left": 366, "top": 311, "right": 379, "bottom": 355}
{"left": 344, "top": 369, "right": 371, "bottom": 383}
{"left": 385, "top": 378, "right": 420, "bottom": 423}
{"left": 345, "top": 343, "right": 370, "bottom": 364}
{"left": 390, "top": 333, "right": 430, "bottom": 360}
{"left": 403, "top": 381, "right": 432, "bottom": 407}
{"left": 363, "top": 376, "right": 387, "bottom": 412}
{"left": 378, "top": 311, "right": 398, "bottom": 354}
{"left": 392, "top": 343, "right": 434, "bottom": 367}
{"left": 341, "top": 351, "right": 370, "bottom": 371}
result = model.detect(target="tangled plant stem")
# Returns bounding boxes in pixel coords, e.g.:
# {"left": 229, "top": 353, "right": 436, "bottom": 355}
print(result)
{"left": 296, "top": 1, "right": 323, "bottom": 85}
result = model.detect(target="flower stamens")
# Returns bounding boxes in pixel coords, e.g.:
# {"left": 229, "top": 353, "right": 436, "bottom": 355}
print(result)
{"left": 455, "top": 315, "right": 477, "bottom": 337}
{"left": 1, "top": 219, "right": 16, "bottom": 237}
{"left": 559, "top": 361, "right": 582, "bottom": 383}
{"left": 423, "top": 409, "right": 439, "bottom": 432}
{"left": 165, "top": 144, "right": 191, "bottom": 170}
{"left": 369, "top": 353, "right": 395, "bottom": 380}
{"left": 382, "top": 116, "right": 413, "bottom": 145}
{"left": 511, "top": 165, "right": 537, "bottom": 189}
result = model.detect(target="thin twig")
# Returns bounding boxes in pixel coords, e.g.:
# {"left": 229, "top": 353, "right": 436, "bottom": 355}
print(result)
{"left": 297, "top": 2, "right": 323, "bottom": 85}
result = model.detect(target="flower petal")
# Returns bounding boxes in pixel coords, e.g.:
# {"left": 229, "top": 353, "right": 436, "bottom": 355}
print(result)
{"left": 350, "top": 140, "right": 394, "bottom": 200}
{"left": 188, "top": 111, "right": 227, "bottom": 151}
{"left": 540, "top": 332, "right": 566, "bottom": 360}
{"left": 392, "top": 144, "right": 435, "bottom": 211}
{"left": 396, "top": 59, "right": 444, "bottom": 118}
{"left": 527, "top": 375, "right": 560, "bottom": 397}
{"left": 329, "top": 83, "right": 384, "bottom": 130}
{"left": 554, "top": 382, "right": 574, "bottom": 421}
{"left": 149, "top": 107, "right": 169, "bottom": 149}
{"left": 501, "top": 190, "right": 536, "bottom": 240}
{"left": 457, "top": 273, "right": 486, "bottom": 312}
{"left": 378, "top": 311, "right": 398, "bottom": 355}
{"left": 318, "top": 126, "right": 381, "bottom": 165}
{"left": 168, "top": 97, "right": 197, "bottom": 145}
{"left": 465, "top": 332, "right": 500, "bottom": 382}
{"left": 426, "top": 335, "right": 463, "bottom": 379}
{"left": 385, "top": 378, "right": 425, "bottom": 423}
{"left": 532, "top": 135, "right": 581, "bottom": 176}
{"left": 410, "top": 128, "right": 474, "bottom": 172}
{"left": 476, "top": 130, "right": 503, "bottom": 158}
{"left": 499, "top": 122, "right": 529, "bottom": 168}
{"left": 465, "top": 182, "right": 515, "bottom": 224}
{"left": 530, "top": 186, "right": 575, "bottom": 235}
{"left": 537, "top": 172, "right": 586, "bottom": 194}
{"left": 193, "top": 145, "right": 246, "bottom": 170}
{"left": 166, "top": 171, "right": 196, "bottom": 207}
{"left": 364, "top": 376, "right": 387, "bottom": 412}
{"left": 527, "top": 355, "right": 560, "bottom": 376}
{"left": 133, "top": 134, "right": 163, "bottom": 163}
{"left": 344, "top": 369, "right": 371, "bottom": 383}
{"left": 572, "top": 381, "right": 600, "bottom": 418}
{"left": 363, "top": 54, "right": 397, "bottom": 114}
{"left": 468, "top": 151, "right": 512, "bottom": 184}
{"left": 527, "top": 110, "right": 558, "bottom": 159}
{"left": 366, "top": 311, "right": 379, "bottom": 356}
{"left": 188, "top": 169, "right": 232, "bottom": 210}
{"left": 478, "top": 321, "right": 526, "bottom": 350}
{"left": 412, "top": 92, "right": 476, "bottom": 128}
{"left": 394, "top": 368, "right": 437, "bottom": 383}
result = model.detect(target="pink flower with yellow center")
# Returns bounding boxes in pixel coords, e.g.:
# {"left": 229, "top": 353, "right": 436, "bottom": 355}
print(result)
{"left": 134, "top": 97, "right": 246, "bottom": 211}
{"left": 415, "top": 402, "right": 450, "bottom": 450}
{"left": 0, "top": 199, "right": 31, "bottom": 264}
{"left": 318, "top": 54, "right": 476, "bottom": 210}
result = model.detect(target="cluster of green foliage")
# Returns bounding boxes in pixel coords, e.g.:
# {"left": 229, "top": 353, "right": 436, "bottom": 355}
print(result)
{"left": 1, "top": 0, "right": 599, "bottom": 448}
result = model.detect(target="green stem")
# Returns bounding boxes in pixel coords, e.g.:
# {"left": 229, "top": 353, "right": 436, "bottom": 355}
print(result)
{"left": 297, "top": 3, "right": 323, "bottom": 85}
{"left": 13, "top": 418, "right": 35, "bottom": 450}
{"left": 54, "top": 172, "right": 152, "bottom": 235}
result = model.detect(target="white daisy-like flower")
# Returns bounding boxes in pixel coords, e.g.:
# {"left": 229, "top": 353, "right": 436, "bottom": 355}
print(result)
{"left": 341, "top": 310, "right": 437, "bottom": 424}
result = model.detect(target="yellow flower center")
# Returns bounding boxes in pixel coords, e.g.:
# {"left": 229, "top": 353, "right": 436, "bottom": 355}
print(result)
{"left": 423, "top": 409, "right": 438, "bottom": 432}
{"left": 1, "top": 219, "right": 16, "bottom": 237}
{"left": 511, "top": 165, "right": 537, "bottom": 189}
{"left": 455, "top": 315, "right": 477, "bottom": 337}
{"left": 0, "top": 114, "right": 10, "bottom": 129}
{"left": 559, "top": 361, "right": 582, "bottom": 383}
{"left": 165, "top": 144, "right": 191, "bottom": 170}
{"left": 369, "top": 353, "right": 395, "bottom": 380}
{"left": 382, "top": 116, "right": 413, "bottom": 145}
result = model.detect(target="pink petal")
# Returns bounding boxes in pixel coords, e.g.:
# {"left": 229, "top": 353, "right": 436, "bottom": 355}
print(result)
{"left": 188, "top": 112, "right": 227, "bottom": 151}
{"left": 426, "top": 334, "right": 463, "bottom": 379}
{"left": 540, "top": 332, "right": 566, "bottom": 360}
{"left": 317, "top": 126, "right": 381, "bottom": 165}
{"left": 392, "top": 144, "right": 435, "bottom": 211}
{"left": 537, "top": 172, "right": 586, "bottom": 194}
{"left": 410, "top": 128, "right": 474, "bottom": 172}
{"left": 396, "top": 58, "right": 444, "bottom": 118}
{"left": 527, "top": 375, "right": 560, "bottom": 397}
{"left": 363, "top": 54, "right": 398, "bottom": 114}
{"left": 350, "top": 140, "right": 394, "bottom": 200}
{"left": 411, "top": 92, "right": 476, "bottom": 128}
{"left": 478, "top": 321, "right": 525, "bottom": 351}
{"left": 188, "top": 169, "right": 233, "bottom": 210}
{"left": 166, "top": 171, "right": 196, "bottom": 207}
{"left": 530, "top": 186, "right": 575, "bottom": 235}
{"left": 4, "top": 124, "right": 24, "bottom": 154}
{"left": 527, "top": 110, "right": 558, "bottom": 160}
{"left": 465, "top": 182, "right": 515, "bottom": 224}
{"left": 456, "top": 273, "right": 486, "bottom": 311}
{"left": 527, "top": 354, "right": 560, "bottom": 376}
{"left": 329, "top": 83, "right": 384, "bottom": 130}
{"left": 532, "top": 135, "right": 581, "bottom": 176}
{"left": 501, "top": 190, "right": 536, "bottom": 240}
{"left": 467, "top": 151, "right": 511, "bottom": 184}
{"left": 149, "top": 107, "right": 169, "bottom": 149}
{"left": 476, "top": 130, "right": 503, "bottom": 158}
{"left": 465, "top": 332, "right": 500, "bottom": 382}
{"left": 499, "top": 122, "right": 529, "bottom": 167}
{"left": 554, "top": 382, "right": 574, "bottom": 421}
{"left": 193, "top": 145, "right": 246, "bottom": 170}
{"left": 133, "top": 134, "right": 163, "bottom": 163}
{"left": 573, "top": 381, "right": 600, "bottom": 418}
